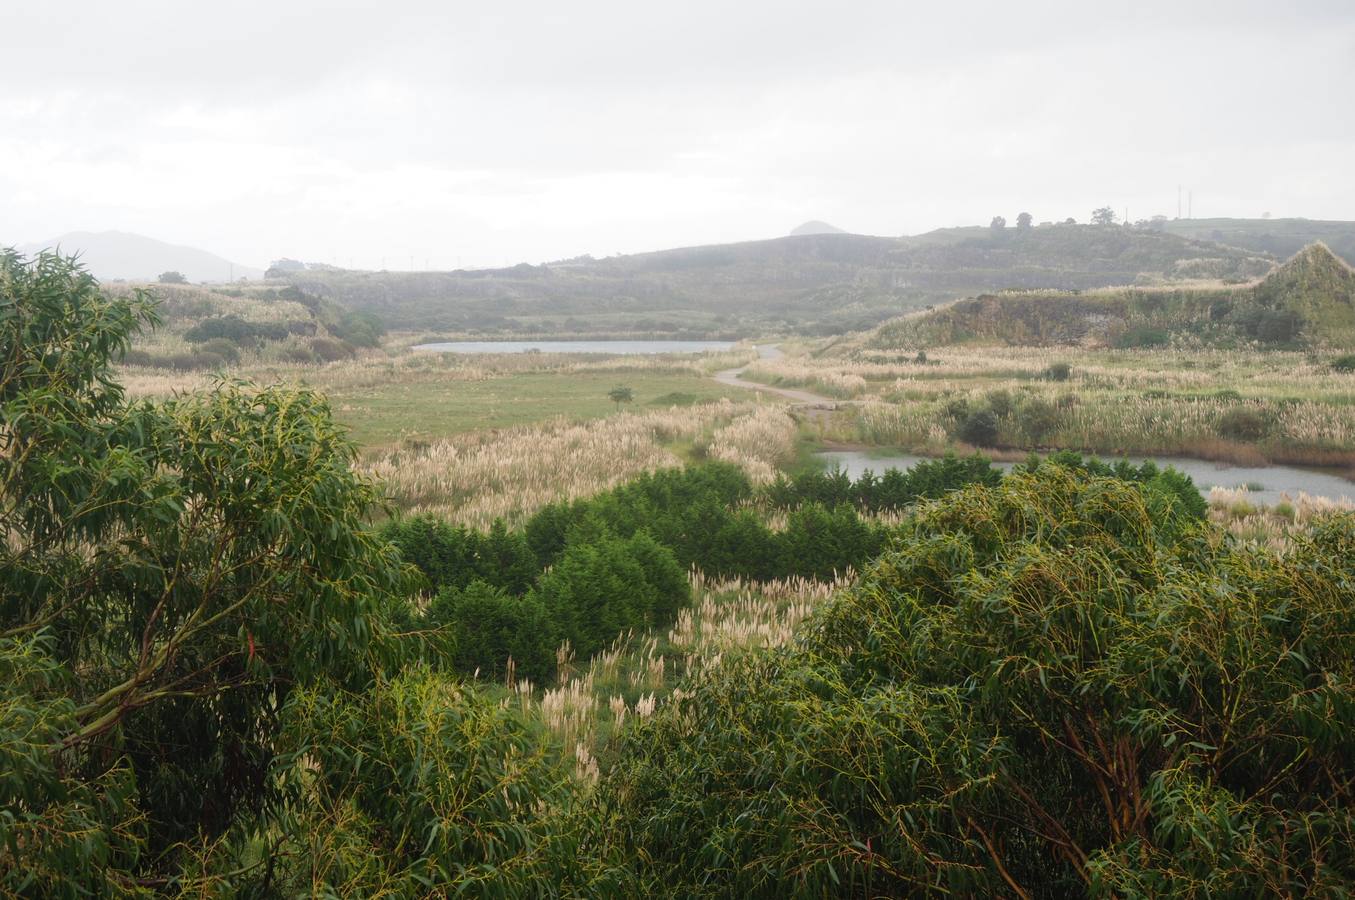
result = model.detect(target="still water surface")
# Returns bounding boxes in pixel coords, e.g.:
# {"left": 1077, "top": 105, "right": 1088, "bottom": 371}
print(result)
{"left": 818, "top": 450, "right": 1355, "bottom": 506}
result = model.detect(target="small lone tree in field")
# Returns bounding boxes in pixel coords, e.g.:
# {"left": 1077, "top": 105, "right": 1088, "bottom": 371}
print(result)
{"left": 608, "top": 385, "right": 634, "bottom": 411}
{"left": 1016, "top": 211, "right": 1033, "bottom": 229}
{"left": 1091, "top": 206, "right": 1117, "bottom": 226}
{"left": 157, "top": 270, "right": 187, "bottom": 284}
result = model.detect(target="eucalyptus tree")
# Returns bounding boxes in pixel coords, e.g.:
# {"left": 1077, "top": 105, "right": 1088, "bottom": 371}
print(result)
{"left": 0, "top": 250, "right": 407, "bottom": 889}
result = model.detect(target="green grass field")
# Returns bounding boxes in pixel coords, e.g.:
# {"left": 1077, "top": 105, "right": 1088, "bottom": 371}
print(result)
{"left": 330, "top": 371, "right": 757, "bottom": 448}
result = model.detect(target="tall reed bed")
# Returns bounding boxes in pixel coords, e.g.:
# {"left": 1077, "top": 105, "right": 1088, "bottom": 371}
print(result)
{"left": 364, "top": 400, "right": 798, "bottom": 525}
{"left": 514, "top": 568, "right": 853, "bottom": 780}
{"left": 1208, "top": 485, "right": 1355, "bottom": 551}
{"left": 835, "top": 392, "right": 1355, "bottom": 465}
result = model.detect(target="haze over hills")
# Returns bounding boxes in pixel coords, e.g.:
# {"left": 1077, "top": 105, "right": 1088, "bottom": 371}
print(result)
{"left": 846, "top": 242, "right": 1355, "bottom": 352}
{"left": 281, "top": 223, "right": 1275, "bottom": 335}
{"left": 1162, "top": 217, "right": 1355, "bottom": 267}
{"left": 12, "top": 231, "right": 263, "bottom": 283}
{"left": 789, "top": 220, "right": 847, "bottom": 236}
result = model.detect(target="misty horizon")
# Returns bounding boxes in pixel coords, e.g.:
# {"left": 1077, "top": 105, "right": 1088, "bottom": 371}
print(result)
{"left": 5, "top": 1, "right": 1354, "bottom": 270}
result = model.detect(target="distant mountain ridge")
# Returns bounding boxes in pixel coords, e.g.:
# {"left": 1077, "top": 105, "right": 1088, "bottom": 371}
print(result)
{"left": 286, "top": 224, "right": 1274, "bottom": 335}
{"left": 790, "top": 220, "right": 847, "bottom": 236}
{"left": 849, "top": 243, "right": 1355, "bottom": 351}
{"left": 12, "top": 231, "right": 262, "bottom": 283}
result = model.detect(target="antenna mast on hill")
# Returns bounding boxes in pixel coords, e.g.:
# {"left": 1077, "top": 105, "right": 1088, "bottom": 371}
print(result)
{"left": 1177, "top": 185, "right": 1182, "bottom": 219}
{"left": 1188, "top": 191, "right": 1193, "bottom": 219}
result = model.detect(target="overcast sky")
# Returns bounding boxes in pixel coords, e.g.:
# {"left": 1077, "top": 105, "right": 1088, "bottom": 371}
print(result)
{"left": 3, "top": 1, "right": 1353, "bottom": 269}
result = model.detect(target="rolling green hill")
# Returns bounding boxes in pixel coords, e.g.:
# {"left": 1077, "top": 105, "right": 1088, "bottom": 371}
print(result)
{"left": 850, "top": 243, "right": 1355, "bottom": 351}
{"left": 279, "top": 225, "right": 1273, "bottom": 336}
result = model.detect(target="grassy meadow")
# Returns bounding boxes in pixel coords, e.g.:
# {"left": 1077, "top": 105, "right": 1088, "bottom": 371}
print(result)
{"left": 743, "top": 344, "right": 1355, "bottom": 468}
{"left": 121, "top": 339, "right": 762, "bottom": 446}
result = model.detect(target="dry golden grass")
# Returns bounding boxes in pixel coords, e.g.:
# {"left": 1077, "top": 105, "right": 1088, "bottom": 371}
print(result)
{"left": 364, "top": 399, "right": 798, "bottom": 527}
{"left": 768, "top": 345, "right": 1355, "bottom": 465}
{"left": 1208, "top": 485, "right": 1355, "bottom": 551}
{"left": 508, "top": 568, "right": 854, "bottom": 782}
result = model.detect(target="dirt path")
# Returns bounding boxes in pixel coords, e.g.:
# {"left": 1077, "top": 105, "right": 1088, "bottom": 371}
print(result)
{"left": 712, "top": 345, "right": 844, "bottom": 413}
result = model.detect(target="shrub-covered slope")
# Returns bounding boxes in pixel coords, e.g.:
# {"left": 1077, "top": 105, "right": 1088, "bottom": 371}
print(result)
{"left": 855, "top": 242, "right": 1355, "bottom": 350}
{"left": 280, "top": 225, "right": 1271, "bottom": 335}
{"left": 1164, "top": 217, "right": 1355, "bottom": 268}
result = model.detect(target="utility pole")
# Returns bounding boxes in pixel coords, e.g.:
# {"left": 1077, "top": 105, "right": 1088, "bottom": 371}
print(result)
{"left": 1177, "top": 185, "right": 1182, "bottom": 219}
{"left": 1188, "top": 191, "right": 1193, "bottom": 219}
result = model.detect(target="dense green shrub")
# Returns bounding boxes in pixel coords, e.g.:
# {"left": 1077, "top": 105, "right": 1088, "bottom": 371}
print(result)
{"left": 382, "top": 516, "right": 538, "bottom": 595}
{"left": 184, "top": 313, "right": 313, "bottom": 345}
{"left": 1021, "top": 450, "right": 1208, "bottom": 522}
{"left": 777, "top": 502, "right": 884, "bottom": 580}
{"left": 1043, "top": 360, "right": 1073, "bottom": 381}
{"left": 255, "top": 669, "right": 581, "bottom": 895}
{"left": 1016, "top": 396, "right": 1060, "bottom": 442}
{"left": 763, "top": 454, "right": 1002, "bottom": 515}
{"left": 1217, "top": 406, "right": 1272, "bottom": 441}
{"left": 984, "top": 388, "right": 1013, "bottom": 418}
{"left": 195, "top": 337, "right": 241, "bottom": 364}
{"left": 309, "top": 335, "right": 354, "bottom": 362}
{"left": 426, "top": 582, "right": 556, "bottom": 683}
{"left": 597, "top": 467, "right": 1355, "bottom": 896}
{"left": 1333, "top": 353, "right": 1355, "bottom": 372}
{"left": 273, "top": 343, "right": 316, "bottom": 364}
{"left": 1114, "top": 325, "right": 1170, "bottom": 348}
{"left": 534, "top": 532, "right": 689, "bottom": 660}
{"left": 120, "top": 347, "right": 154, "bottom": 366}
{"left": 954, "top": 407, "right": 999, "bottom": 446}
{"left": 327, "top": 309, "right": 385, "bottom": 348}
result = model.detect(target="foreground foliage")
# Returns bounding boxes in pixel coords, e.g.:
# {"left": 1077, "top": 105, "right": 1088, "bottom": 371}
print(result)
{"left": 1, "top": 251, "right": 408, "bottom": 888}
{"left": 6, "top": 252, "right": 1353, "bottom": 897}
{"left": 598, "top": 467, "right": 1355, "bottom": 896}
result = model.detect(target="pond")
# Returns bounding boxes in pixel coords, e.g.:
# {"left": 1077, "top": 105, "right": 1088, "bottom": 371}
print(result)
{"left": 413, "top": 339, "right": 736, "bottom": 355}
{"left": 817, "top": 450, "right": 1355, "bottom": 506}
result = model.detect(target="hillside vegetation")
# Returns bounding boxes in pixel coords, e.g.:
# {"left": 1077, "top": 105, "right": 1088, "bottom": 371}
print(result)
{"left": 113, "top": 280, "right": 385, "bottom": 371}
{"left": 855, "top": 243, "right": 1355, "bottom": 351}
{"left": 280, "top": 225, "right": 1272, "bottom": 336}
{"left": 1164, "top": 217, "right": 1355, "bottom": 267}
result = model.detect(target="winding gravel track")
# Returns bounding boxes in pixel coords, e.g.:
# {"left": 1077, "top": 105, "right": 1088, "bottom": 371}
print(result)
{"left": 711, "top": 345, "right": 841, "bottom": 406}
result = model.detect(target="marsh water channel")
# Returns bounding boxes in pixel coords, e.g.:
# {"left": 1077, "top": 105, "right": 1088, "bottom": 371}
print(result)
{"left": 818, "top": 450, "right": 1355, "bottom": 506}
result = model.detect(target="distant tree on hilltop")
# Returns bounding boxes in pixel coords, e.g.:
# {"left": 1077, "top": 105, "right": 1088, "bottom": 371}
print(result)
{"left": 157, "top": 270, "right": 187, "bottom": 284}
{"left": 1016, "top": 212, "right": 1033, "bottom": 229}
{"left": 1092, "top": 206, "right": 1118, "bottom": 226}
{"left": 989, "top": 216, "right": 1007, "bottom": 231}
{"left": 265, "top": 258, "right": 307, "bottom": 279}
